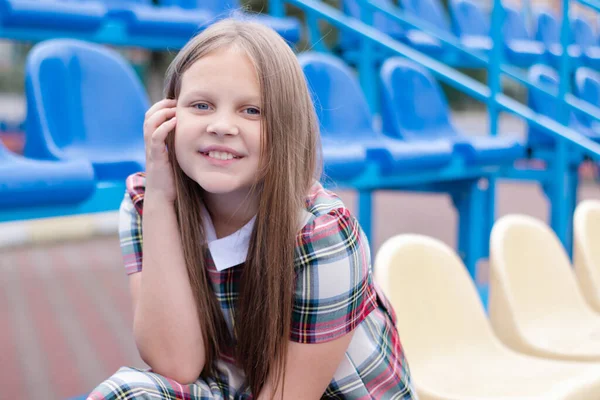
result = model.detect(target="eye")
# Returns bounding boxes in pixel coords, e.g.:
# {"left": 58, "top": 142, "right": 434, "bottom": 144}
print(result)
{"left": 244, "top": 107, "right": 261, "bottom": 116}
{"left": 193, "top": 103, "right": 211, "bottom": 110}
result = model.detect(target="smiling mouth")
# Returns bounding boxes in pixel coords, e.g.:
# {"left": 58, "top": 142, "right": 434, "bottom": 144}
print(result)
{"left": 199, "top": 151, "right": 242, "bottom": 160}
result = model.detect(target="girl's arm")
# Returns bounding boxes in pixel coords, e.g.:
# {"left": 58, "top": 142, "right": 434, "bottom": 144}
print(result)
{"left": 130, "top": 193, "right": 205, "bottom": 384}
{"left": 128, "top": 99, "right": 205, "bottom": 384}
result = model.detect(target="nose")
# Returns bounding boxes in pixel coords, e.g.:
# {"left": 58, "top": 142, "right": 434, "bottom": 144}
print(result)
{"left": 206, "top": 114, "right": 239, "bottom": 137}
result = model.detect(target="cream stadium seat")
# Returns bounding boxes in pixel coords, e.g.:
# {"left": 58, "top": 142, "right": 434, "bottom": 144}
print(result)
{"left": 374, "top": 233, "right": 600, "bottom": 400}
{"left": 489, "top": 214, "right": 600, "bottom": 362}
{"left": 574, "top": 200, "right": 600, "bottom": 313}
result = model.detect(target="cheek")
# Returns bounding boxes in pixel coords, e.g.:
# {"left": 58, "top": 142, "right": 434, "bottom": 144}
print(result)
{"left": 173, "top": 116, "right": 196, "bottom": 144}
{"left": 247, "top": 124, "right": 263, "bottom": 152}
{"left": 172, "top": 126, "right": 187, "bottom": 161}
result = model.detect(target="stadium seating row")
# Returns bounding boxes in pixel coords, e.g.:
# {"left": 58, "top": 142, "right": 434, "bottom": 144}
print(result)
{"left": 341, "top": 0, "right": 600, "bottom": 69}
{"left": 0, "top": 39, "right": 528, "bottom": 212}
{"left": 0, "top": 0, "right": 301, "bottom": 48}
{"left": 375, "top": 201, "right": 600, "bottom": 399}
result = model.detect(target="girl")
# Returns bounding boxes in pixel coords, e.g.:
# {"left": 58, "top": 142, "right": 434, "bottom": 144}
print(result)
{"left": 89, "top": 18, "right": 415, "bottom": 400}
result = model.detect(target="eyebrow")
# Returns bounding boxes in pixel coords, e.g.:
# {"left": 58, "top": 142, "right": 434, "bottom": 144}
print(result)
{"left": 179, "top": 89, "right": 261, "bottom": 105}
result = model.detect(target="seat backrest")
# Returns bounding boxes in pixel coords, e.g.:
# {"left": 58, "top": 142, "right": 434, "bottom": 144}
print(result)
{"left": 572, "top": 15, "right": 597, "bottom": 49}
{"left": 526, "top": 64, "right": 578, "bottom": 147}
{"left": 449, "top": 0, "right": 490, "bottom": 37}
{"left": 24, "top": 39, "right": 149, "bottom": 160}
{"left": 374, "top": 234, "right": 498, "bottom": 368}
{"left": 298, "top": 52, "right": 376, "bottom": 140}
{"left": 575, "top": 67, "right": 600, "bottom": 107}
{"left": 380, "top": 57, "right": 457, "bottom": 141}
{"left": 489, "top": 215, "right": 591, "bottom": 324}
{"left": 340, "top": 0, "right": 404, "bottom": 45}
{"left": 534, "top": 9, "right": 560, "bottom": 45}
{"left": 574, "top": 200, "right": 600, "bottom": 312}
{"left": 574, "top": 67, "right": 600, "bottom": 128}
{"left": 398, "top": 0, "right": 451, "bottom": 32}
{"left": 503, "top": 4, "right": 532, "bottom": 41}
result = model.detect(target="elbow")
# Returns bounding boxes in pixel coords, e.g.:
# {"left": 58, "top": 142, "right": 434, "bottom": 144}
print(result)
{"left": 133, "top": 321, "right": 205, "bottom": 384}
{"left": 138, "top": 347, "right": 204, "bottom": 385}
{"left": 156, "top": 361, "right": 203, "bottom": 385}
{"left": 174, "top": 366, "right": 204, "bottom": 385}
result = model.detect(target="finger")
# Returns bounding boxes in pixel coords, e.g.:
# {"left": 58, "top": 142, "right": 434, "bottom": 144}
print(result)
{"left": 144, "top": 107, "right": 176, "bottom": 141}
{"left": 145, "top": 98, "right": 177, "bottom": 119}
{"left": 149, "top": 117, "right": 177, "bottom": 157}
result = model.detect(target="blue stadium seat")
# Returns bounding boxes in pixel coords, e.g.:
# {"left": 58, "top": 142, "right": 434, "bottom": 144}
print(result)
{"left": 572, "top": 15, "right": 600, "bottom": 69}
{"left": 450, "top": 0, "right": 543, "bottom": 67}
{"left": 574, "top": 67, "right": 600, "bottom": 135}
{"left": 399, "top": 0, "right": 489, "bottom": 56}
{"left": 340, "top": 0, "right": 403, "bottom": 47}
{"left": 95, "top": 0, "right": 214, "bottom": 38}
{"left": 298, "top": 52, "right": 452, "bottom": 180}
{"left": 399, "top": 0, "right": 450, "bottom": 30}
{"left": 339, "top": 0, "right": 444, "bottom": 59}
{"left": 0, "top": 141, "right": 95, "bottom": 209}
{"left": 449, "top": 0, "right": 493, "bottom": 52}
{"left": 380, "top": 57, "right": 523, "bottom": 166}
{"left": 24, "top": 39, "right": 148, "bottom": 181}
{"left": 502, "top": 5, "right": 545, "bottom": 67}
{"left": 398, "top": 0, "right": 455, "bottom": 49}
{"left": 159, "top": 0, "right": 301, "bottom": 45}
{"left": 534, "top": 9, "right": 582, "bottom": 68}
{"left": 0, "top": 0, "right": 107, "bottom": 32}
{"left": 527, "top": 64, "right": 600, "bottom": 148}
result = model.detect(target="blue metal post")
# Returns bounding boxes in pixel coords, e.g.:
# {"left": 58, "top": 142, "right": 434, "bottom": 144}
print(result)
{"left": 306, "top": 10, "right": 326, "bottom": 52}
{"left": 357, "top": 0, "right": 377, "bottom": 113}
{"left": 356, "top": 0, "right": 376, "bottom": 242}
{"left": 358, "top": 191, "right": 374, "bottom": 245}
{"left": 489, "top": 0, "right": 502, "bottom": 138}
{"left": 551, "top": 0, "right": 571, "bottom": 250}
{"left": 454, "top": 180, "right": 485, "bottom": 280}
{"left": 483, "top": 0, "right": 505, "bottom": 257}
{"left": 270, "top": 0, "right": 284, "bottom": 18}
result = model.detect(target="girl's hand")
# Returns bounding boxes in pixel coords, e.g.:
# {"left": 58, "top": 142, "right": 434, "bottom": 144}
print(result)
{"left": 143, "top": 99, "right": 177, "bottom": 203}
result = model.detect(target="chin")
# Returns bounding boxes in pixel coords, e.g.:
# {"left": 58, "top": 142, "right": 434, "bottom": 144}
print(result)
{"left": 200, "top": 183, "right": 242, "bottom": 194}
{"left": 194, "top": 176, "right": 247, "bottom": 195}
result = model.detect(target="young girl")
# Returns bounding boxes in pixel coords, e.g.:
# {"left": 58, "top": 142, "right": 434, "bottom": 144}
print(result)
{"left": 88, "top": 18, "right": 415, "bottom": 400}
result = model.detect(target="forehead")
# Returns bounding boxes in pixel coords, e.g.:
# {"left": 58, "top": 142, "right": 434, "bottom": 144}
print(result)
{"left": 179, "top": 46, "right": 260, "bottom": 95}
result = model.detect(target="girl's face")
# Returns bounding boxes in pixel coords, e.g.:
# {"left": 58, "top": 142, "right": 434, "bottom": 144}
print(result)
{"left": 175, "top": 46, "right": 262, "bottom": 197}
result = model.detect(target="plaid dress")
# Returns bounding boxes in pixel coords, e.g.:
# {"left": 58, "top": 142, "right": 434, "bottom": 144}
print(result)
{"left": 88, "top": 173, "right": 416, "bottom": 400}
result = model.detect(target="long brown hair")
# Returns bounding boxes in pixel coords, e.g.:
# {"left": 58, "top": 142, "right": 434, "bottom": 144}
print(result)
{"left": 163, "top": 19, "right": 321, "bottom": 397}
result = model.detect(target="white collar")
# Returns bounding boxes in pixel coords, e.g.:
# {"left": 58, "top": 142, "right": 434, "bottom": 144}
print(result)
{"left": 200, "top": 205, "right": 256, "bottom": 271}
{"left": 200, "top": 205, "right": 313, "bottom": 272}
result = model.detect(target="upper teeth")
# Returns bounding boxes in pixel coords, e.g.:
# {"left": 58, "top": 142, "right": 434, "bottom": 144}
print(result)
{"left": 208, "top": 151, "right": 236, "bottom": 160}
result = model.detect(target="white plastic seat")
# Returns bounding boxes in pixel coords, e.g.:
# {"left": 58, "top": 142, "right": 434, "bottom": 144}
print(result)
{"left": 574, "top": 200, "right": 600, "bottom": 313}
{"left": 489, "top": 214, "right": 600, "bottom": 362}
{"left": 374, "top": 234, "right": 600, "bottom": 400}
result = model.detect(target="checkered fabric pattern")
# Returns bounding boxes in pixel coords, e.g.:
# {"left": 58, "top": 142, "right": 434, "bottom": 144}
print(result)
{"left": 90, "top": 173, "right": 416, "bottom": 399}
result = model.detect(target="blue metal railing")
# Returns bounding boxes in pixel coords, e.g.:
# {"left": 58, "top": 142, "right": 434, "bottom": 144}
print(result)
{"left": 269, "top": 0, "right": 600, "bottom": 254}
{"left": 271, "top": 0, "right": 600, "bottom": 157}
{"left": 356, "top": 0, "right": 600, "bottom": 124}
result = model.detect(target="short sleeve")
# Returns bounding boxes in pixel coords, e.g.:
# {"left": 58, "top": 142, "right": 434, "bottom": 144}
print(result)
{"left": 118, "top": 173, "right": 146, "bottom": 275}
{"left": 291, "top": 207, "right": 378, "bottom": 344}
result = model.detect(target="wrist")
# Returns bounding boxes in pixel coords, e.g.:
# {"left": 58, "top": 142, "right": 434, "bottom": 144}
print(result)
{"left": 144, "top": 190, "right": 176, "bottom": 208}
